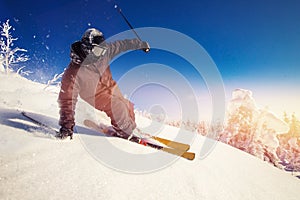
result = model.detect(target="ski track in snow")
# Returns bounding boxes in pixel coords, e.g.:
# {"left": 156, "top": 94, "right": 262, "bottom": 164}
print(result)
{"left": 0, "top": 74, "right": 299, "bottom": 200}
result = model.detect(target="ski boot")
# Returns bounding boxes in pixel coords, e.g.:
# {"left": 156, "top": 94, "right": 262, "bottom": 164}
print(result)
{"left": 55, "top": 127, "right": 73, "bottom": 140}
{"left": 112, "top": 127, "right": 144, "bottom": 144}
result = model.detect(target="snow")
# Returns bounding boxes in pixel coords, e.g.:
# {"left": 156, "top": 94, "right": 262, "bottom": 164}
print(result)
{"left": 0, "top": 74, "right": 299, "bottom": 200}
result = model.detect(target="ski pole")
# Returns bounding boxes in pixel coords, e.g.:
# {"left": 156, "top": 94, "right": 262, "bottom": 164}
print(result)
{"left": 114, "top": 4, "right": 142, "bottom": 41}
{"left": 114, "top": 4, "right": 150, "bottom": 52}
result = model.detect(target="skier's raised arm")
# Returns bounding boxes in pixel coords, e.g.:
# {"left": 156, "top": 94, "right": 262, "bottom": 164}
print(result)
{"left": 107, "top": 38, "right": 150, "bottom": 59}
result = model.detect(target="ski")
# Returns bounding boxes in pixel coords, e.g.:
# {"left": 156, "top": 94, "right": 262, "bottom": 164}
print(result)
{"left": 21, "top": 111, "right": 75, "bottom": 139}
{"left": 21, "top": 111, "right": 60, "bottom": 136}
{"left": 150, "top": 136, "right": 190, "bottom": 151}
{"left": 84, "top": 119, "right": 190, "bottom": 151}
{"left": 21, "top": 112, "right": 195, "bottom": 160}
{"left": 84, "top": 119, "right": 195, "bottom": 160}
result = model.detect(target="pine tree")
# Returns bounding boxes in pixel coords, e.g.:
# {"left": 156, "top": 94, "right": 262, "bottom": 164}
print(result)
{"left": 283, "top": 112, "right": 289, "bottom": 124}
{"left": 289, "top": 113, "right": 300, "bottom": 137}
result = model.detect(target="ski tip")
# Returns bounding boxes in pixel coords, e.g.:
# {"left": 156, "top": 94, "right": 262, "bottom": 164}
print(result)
{"left": 161, "top": 147, "right": 195, "bottom": 161}
{"left": 184, "top": 152, "right": 195, "bottom": 161}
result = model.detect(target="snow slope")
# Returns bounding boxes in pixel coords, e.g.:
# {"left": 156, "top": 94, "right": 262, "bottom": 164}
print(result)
{"left": 0, "top": 74, "right": 299, "bottom": 200}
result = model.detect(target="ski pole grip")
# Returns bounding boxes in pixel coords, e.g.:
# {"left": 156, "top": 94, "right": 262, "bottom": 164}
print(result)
{"left": 142, "top": 41, "right": 150, "bottom": 53}
{"left": 143, "top": 48, "right": 150, "bottom": 53}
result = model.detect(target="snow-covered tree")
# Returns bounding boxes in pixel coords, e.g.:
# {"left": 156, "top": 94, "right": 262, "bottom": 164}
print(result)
{"left": 226, "top": 105, "right": 256, "bottom": 151}
{"left": 277, "top": 113, "right": 300, "bottom": 173}
{"left": 0, "top": 19, "right": 29, "bottom": 74}
{"left": 0, "top": 53, "right": 4, "bottom": 72}
{"left": 222, "top": 89, "right": 290, "bottom": 167}
{"left": 289, "top": 113, "right": 300, "bottom": 137}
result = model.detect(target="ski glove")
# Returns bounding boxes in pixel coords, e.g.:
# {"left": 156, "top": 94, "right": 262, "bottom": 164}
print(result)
{"left": 142, "top": 41, "right": 150, "bottom": 53}
{"left": 56, "top": 127, "right": 73, "bottom": 140}
{"left": 70, "top": 41, "right": 86, "bottom": 64}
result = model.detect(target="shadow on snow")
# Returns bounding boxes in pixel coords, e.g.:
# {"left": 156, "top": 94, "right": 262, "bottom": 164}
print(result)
{"left": 0, "top": 108, "right": 106, "bottom": 139}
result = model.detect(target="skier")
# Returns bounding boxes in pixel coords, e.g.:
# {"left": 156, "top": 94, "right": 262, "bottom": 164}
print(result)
{"left": 57, "top": 28, "right": 150, "bottom": 139}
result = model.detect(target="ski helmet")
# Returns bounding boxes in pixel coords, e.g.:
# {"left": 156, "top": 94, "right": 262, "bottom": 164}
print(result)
{"left": 81, "top": 28, "right": 105, "bottom": 45}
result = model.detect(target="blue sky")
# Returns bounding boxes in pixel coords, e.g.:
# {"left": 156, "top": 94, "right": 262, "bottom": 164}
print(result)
{"left": 1, "top": 0, "right": 300, "bottom": 119}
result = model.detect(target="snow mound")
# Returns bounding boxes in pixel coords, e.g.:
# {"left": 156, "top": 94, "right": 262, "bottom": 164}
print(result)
{"left": 0, "top": 74, "right": 299, "bottom": 200}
